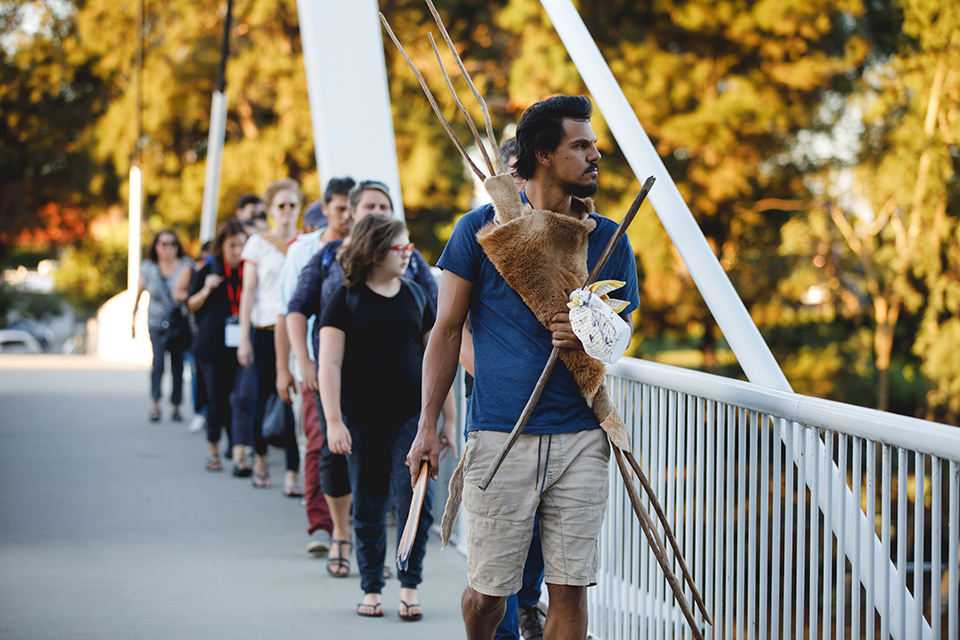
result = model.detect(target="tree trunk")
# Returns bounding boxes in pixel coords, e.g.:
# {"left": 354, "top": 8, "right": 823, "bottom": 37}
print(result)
{"left": 874, "top": 298, "right": 899, "bottom": 412}
{"left": 701, "top": 324, "right": 717, "bottom": 373}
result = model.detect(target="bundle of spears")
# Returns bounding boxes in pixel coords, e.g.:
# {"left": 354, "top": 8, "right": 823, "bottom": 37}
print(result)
{"left": 385, "top": 3, "right": 711, "bottom": 637}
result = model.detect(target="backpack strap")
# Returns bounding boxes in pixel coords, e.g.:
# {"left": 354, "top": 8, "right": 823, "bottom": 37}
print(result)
{"left": 343, "top": 278, "right": 426, "bottom": 328}
{"left": 408, "top": 251, "right": 420, "bottom": 277}
{"left": 318, "top": 239, "right": 343, "bottom": 283}
{"left": 400, "top": 276, "right": 428, "bottom": 319}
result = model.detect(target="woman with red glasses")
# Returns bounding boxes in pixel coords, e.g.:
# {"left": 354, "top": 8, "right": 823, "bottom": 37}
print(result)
{"left": 133, "top": 229, "right": 195, "bottom": 422}
{"left": 286, "top": 179, "right": 443, "bottom": 579}
{"left": 318, "top": 214, "right": 456, "bottom": 621}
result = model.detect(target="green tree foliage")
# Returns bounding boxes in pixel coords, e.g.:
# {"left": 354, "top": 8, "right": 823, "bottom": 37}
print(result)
{"left": 588, "top": 0, "right": 871, "bottom": 371}
{"left": 4, "top": 0, "right": 319, "bottom": 311}
{"left": 5, "top": 0, "right": 958, "bottom": 419}
{"left": 883, "top": 0, "right": 960, "bottom": 420}
{"left": 76, "top": 0, "right": 317, "bottom": 233}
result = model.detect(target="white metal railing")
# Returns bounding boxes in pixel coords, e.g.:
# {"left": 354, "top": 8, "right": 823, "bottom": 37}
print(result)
{"left": 588, "top": 357, "right": 960, "bottom": 640}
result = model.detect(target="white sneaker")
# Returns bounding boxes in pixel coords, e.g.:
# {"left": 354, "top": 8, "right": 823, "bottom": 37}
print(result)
{"left": 188, "top": 414, "right": 206, "bottom": 434}
{"left": 306, "top": 529, "right": 332, "bottom": 554}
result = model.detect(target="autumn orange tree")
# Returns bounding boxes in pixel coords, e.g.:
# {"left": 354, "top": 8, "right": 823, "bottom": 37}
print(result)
{"left": 5, "top": 0, "right": 955, "bottom": 417}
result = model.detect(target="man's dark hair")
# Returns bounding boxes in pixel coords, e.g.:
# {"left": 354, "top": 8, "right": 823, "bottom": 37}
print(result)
{"left": 499, "top": 137, "right": 519, "bottom": 172}
{"left": 514, "top": 95, "right": 593, "bottom": 180}
{"left": 324, "top": 177, "right": 356, "bottom": 203}
{"left": 235, "top": 193, "right": 262, "bottom": 211}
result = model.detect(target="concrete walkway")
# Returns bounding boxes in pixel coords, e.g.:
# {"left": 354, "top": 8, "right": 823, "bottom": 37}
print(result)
{"left": 0, "top": 356, "right": 468, "bottom": 639}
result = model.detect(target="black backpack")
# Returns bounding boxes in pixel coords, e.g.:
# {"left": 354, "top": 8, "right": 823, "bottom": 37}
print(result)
{"left": 344, "top": 277, "right": 428, "bottom": 325}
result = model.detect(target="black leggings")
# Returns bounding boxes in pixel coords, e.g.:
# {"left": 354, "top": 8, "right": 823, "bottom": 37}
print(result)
{"left": 314, "top": 395, "right": 352, "bottom": 497}
{"left": 251, "top": 327, "right": 300, "bottom": 472}
{"left": 197, "top": 358, "right": 238, "bottom": 447}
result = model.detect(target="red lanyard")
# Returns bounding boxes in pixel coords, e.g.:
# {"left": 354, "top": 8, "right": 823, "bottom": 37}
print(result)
{"left": 223, "top": 261, "right": 243, "bottom": 316}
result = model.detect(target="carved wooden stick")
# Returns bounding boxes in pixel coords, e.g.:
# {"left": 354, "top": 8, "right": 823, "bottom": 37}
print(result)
{"left": 379, "top": 14, "right": 486, "bottom": 182}
{"left": 478, "top": 177, "right": 655, "bottom": 491}
{"left": 427, "top": 32, "right": 496, "bottom": 176}
{"left": 625, "top": 450, "right": 713, "bottom": 624}
{"left": 613, "top": 446, "right": 705, "bottom": 640}
{"left": 424, "top": 0, "right": 505, "bottom": 175}
{"left": 397, "top": 461, "right": 430, "bottom": 572}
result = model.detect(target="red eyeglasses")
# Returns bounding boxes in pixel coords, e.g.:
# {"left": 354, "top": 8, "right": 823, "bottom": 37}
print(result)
{"left": 388, "top": 242, "right": 415, "bottom": 255}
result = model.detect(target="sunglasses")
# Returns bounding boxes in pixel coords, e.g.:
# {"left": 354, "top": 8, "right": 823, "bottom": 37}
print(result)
{"left": 388, "top": 242, "right": 415, "bottom": 255}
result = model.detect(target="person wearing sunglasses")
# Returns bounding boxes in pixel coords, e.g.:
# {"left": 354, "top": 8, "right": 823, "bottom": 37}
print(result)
{"left": 133, "top": 229, "right": 195, "bottom": 422}
{"left": 236, "top": 178, "right": 305, "bottom": 496}
{"left": 275, "top": 177, "right": 355, "bottom": 557}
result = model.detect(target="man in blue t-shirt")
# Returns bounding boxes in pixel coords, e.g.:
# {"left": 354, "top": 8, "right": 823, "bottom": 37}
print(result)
{"left": 409, "top": 95, "right": 640, "bottom": 640}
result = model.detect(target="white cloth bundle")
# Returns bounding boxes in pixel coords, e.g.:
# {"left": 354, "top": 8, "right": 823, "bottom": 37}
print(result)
{"left": 566, "top": 280, "right": 632, "bottom": 364}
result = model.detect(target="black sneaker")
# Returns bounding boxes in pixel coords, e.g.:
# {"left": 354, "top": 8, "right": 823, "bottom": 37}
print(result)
{"left": 518, "top": 606, "right": 544, "bottom": 640}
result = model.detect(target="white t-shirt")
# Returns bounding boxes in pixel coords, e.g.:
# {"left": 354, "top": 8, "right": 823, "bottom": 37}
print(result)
{"left": 278, "top": 228, "right": 325, "bottom": 382}
{"left": 241, "top": 233, "right": 289, "bottom": 328}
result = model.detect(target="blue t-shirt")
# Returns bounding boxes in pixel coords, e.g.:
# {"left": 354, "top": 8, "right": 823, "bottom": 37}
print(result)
{"left": 438, "top": 198, "right": 640, "bottom": 435}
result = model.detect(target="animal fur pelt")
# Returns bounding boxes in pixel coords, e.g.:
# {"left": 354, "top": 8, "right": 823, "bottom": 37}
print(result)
{"left": 440, "top": 174, "right": 632, "bottom": 548}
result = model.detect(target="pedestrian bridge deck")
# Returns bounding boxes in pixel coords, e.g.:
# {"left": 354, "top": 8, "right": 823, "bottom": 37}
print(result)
{"left": 0, "top": 356, "right": 469, "bottom": 639}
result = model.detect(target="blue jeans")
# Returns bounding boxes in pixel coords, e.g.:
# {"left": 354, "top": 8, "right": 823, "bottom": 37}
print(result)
{"left": 347, "top": 413, "right": 433, "bottom": 595}
{"left": 495, "top": 596, "right": 520, "bottom": 640}
{"left": 230, "top": 364, "right": 256, "bottom": 448}
{"left": 519, "top": 516, "right": 544, "bottom": 609}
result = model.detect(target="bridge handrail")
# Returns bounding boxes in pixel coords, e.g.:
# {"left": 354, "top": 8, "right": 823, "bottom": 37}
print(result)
{"left": 608, "top": 357, "right": 960, "bottom": 461}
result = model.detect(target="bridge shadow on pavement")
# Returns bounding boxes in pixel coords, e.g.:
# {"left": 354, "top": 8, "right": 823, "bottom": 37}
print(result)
{"left": 0, "top": 356, "right": 468, "bottom": 639}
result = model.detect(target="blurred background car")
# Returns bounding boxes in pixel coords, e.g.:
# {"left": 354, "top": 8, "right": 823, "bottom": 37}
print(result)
{"left": 0, "top": 330, "right": 44, "bottom": 354}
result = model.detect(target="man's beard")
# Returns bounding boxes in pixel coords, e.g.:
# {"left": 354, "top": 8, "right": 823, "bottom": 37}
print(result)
{"left": 565, "top": 177, "right": 598, "bottom": 199}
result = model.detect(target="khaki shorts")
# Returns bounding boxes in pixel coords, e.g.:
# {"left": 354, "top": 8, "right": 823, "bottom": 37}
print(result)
{"left": 461, "top": 428, "right": 610, "bottom": 597}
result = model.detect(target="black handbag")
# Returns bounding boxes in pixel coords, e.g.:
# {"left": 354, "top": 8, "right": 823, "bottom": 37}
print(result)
{"left": 157, "top": 264, "right": 192, "bottom": 350}
{"left": 262, "top": 393, "right": 295, "bottom": 446}
{"left": 159, "top": 306, "right": 191, "bottom": 349}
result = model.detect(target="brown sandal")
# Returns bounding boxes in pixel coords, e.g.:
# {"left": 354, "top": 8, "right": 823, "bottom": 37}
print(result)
{"left": 205, "top": 455, "right": 222, "bottom": 472}
{"left": 326, "top": 540, "right": 351, "bottom": 578}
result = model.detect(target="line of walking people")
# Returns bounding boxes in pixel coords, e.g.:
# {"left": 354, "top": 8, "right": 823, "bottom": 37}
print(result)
{"left": 135, "top": 153, "right": 547, "bottom": 636}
